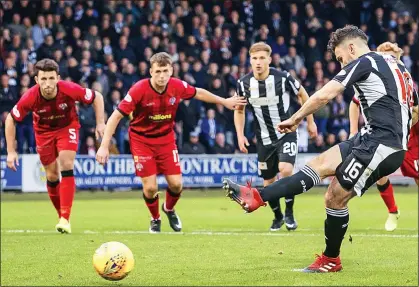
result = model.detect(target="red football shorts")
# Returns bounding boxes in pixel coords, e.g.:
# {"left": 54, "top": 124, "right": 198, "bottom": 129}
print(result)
{"left": 400, "top": 151, "right": 419, "bottom": 180}
{"left": 35, "top": 124, "right": 79, "bottom": 166}
{"left": 129, "top": 132, "right": 181, "bottom": 177}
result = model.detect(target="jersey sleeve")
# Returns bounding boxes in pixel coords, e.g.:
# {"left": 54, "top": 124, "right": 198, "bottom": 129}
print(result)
{"left": 285, "top": 72, "right": 301, "bottom": 98}
{"left": 59, "top": 80, "right": 96, "bottom": 105}
{"left": 236, "top": 79, "right": 246, "bottom": 97}
{"left": 177, "top": 79, "right": 197, "bottom": 100}
{"left": 333, "top": 57, "right": 371, "bottom": 88}
{"left": 412, "top": 88, "right": 418, "bottom": 107}
{"left": 10, "top": 88, "right": 35, "bottom": 122}
{"left": 117, "top": 83, "right": 142, "bottom": 117}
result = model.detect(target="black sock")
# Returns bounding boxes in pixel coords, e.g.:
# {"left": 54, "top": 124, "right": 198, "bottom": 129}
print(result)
{"left": 377, "top": 179, "right": 390, "bottom": 192}
{"left": 259, "top": 165, "right": 321, "bottom": 202}
{"left": 268, "top": 200, "right": 283, "bottom": 220}
{"left": 285, "top": 196, "right": 295, "bottom": 215}
{"left": 324, "top": 207, "right": 349, "bottom": 258}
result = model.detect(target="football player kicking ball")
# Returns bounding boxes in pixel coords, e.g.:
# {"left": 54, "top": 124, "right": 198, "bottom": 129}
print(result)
{"left": 349, "top": 42, "right": 419, "bottom": 231}
{"left": 96, "top": 52, "right": 247, "bottom": 233}
{"left": 222, "top": 26, "right": 418, "bottom": 272}
{"left": 5, "top": 59, "right": 105, "bottom": 234}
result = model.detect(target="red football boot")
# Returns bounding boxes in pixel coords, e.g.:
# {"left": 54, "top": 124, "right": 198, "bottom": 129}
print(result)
{"left": 222, "top": 178, "right": 266, "bottom": 212}
{"left": 302, "top": 253, "right": 343, "bottom": 273}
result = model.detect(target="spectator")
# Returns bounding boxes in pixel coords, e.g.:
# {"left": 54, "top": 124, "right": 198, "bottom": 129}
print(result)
{"left": 31, "top": 15, "right": 51, "bottom": 49}
{"left": 80, "top": 136, "right": 97, "bottom": 157}
{"left": 212, "top": 132, "right": 235, "bottom": 154}
{"left": 7, "top": 14, "right": 27, "bottom": 40}
{"left": 308, "top": 134, "right": 327, "bottom": 153}
{"left": 181, "top": 131, "right": 206, "bottom": 154}
{"left": 0, "top": 74, "right": 18, "bottom": 114}
{"left": 199, "top": 109, "right": 218, "bottom": 150}
{"left": 283, "top": 46, "right": 304, "bottom": 74}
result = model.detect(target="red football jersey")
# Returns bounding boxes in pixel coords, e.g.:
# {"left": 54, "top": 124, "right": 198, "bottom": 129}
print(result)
{"left": 10, "top": 80, "right": 96, "bottom": 133}
{"left": 407, "top": 122, "right": 418, "bottom": 156}
{"left": 118, "top": 78, "right": 196, "bottom": 144}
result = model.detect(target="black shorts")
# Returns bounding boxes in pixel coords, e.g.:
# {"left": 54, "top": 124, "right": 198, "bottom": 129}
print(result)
{"left": 257, "top": 132, "right": 297, "bottom": 180}
{"left": 336, "top": 133, "right": 405, "bottom": 196}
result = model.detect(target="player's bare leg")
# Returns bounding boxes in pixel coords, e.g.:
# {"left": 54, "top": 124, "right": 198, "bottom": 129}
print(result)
{"left": 163, "top": 174, "right": 183, "bottom": 232}
{"left": 376, "top": 176, "right": 399, "bottom": 231}
{"left": 415, "top": 179, "right": 419, "bottom": 186}
{"left": 44, "top": 161, "right": 61, "bottom": 218}
{"left": 55, "top": 150, "right": 76, "bottom": 234}
{"left": 303, "top": 178, "right": 356, "bottom": 273}
{"left": 141, "top": 175, "right": 161, "bottom": 233}
{"left": 279, "top": 162, "right": 297, "bottom": 231}
{"left": 224, "top": 145, "right": 342, "bottom": 212}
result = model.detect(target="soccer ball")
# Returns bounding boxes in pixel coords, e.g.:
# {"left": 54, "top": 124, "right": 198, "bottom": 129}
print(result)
{"left": 93, "top": 241, "right": 135, "bottom": 281}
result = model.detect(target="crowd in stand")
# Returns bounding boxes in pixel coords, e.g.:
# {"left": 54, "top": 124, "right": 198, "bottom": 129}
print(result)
{"left": 1, "top": 0, "right": 418, "bottom": 155}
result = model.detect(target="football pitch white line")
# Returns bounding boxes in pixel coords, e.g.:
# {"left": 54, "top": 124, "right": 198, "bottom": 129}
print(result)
{"left": 1, "top": 229, "right": 418, "bottom": 238}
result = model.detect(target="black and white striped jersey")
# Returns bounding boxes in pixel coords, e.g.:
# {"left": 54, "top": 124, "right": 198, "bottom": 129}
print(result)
{"left": 333, "top": 52, "right": 418, "bottom": 150}
{"left": 236, "top": 68, "right": 301, "bottom": 146}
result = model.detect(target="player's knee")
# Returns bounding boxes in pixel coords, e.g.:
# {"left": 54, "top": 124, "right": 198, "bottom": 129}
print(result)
{"left": 59, "top": 159, "right": 75, "bottom": 171}
{"left": 143, "top": 186, "right": 158, "bottom": 199}
{"left": 278, "top": 164, "right": 293, "bottom": 177}
{"left": 168, "top": 181, "right": 183, "bottom": 194}
{"left": 46, "top": 171, "right": 60, "bottom": 182}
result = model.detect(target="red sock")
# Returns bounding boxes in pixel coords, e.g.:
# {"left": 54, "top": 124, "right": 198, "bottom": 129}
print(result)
{"left": 165, "top": 188, "right": 181, "bottom": 211}
{"left": 378, "top": 180, "right": 398, "bottom": 213}
{"left": 47, "top": 180, "right": 60, "bottom": 217}
{"left": 60, "top": 170, "right": 76, "bottom": 220}
{"left": 143, "top": 193, "right": 160, "bottom": 220}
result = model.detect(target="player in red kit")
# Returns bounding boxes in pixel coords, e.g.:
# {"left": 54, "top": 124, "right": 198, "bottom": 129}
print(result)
{"left": 5, "top": 59, "right": 105, "bottom": 234}
{"left": 401, "top": 122, "right": 419, "bottom": 185}
{"left": 96, "top": 52, "right": 246, "bottom": 233}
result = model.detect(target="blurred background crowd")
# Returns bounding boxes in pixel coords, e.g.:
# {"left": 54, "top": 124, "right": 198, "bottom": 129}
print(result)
{"left": 1, "top": 0, "right": 418, "bottom": 155}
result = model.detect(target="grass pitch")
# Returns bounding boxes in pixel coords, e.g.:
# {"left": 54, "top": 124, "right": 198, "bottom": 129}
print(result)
{"left": 1, "top": 187, "right": 418, "bottom": 286}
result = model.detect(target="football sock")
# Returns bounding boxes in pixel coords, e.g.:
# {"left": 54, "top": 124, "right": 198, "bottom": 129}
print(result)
{"left": 285, "top": 196, "right": 295, "bottom": 214}
{"left": 143, "top": 193, "right": 160, "bottom": 220}
{"left": 47, "top": 179, "right": 60, "bottom": 218}
{"left": 268, "top": 200, "right": 283, "bottom": 220}
{"left": 259, "top": 165, "right": 321, "bottom": 202}
{"left": 378, "top": 180, "right": 398, "bottom": 213}
{"left": 60, "top": 170, "right": 75, "bottom": 221}
{"left": 324, "top": 207, "right": 349, "bottom": 258}
{"left": 165, "top": 188, "right": 181, "bottom": 211}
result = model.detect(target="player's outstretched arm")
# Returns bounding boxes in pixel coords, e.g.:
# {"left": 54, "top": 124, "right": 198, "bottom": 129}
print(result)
{"left": 194, "top": 88, "right": 247, "bottom": 110}
{"left": 96, "top": 110, "right": 124, "bottom": 165}
{"left": 349, "top": 101, "right": 360, "bottom": 138}
{"left": 5, "top": 114, "right": 19, "bottom": 171}
{"left": 91, "top": 91, "right": 106, "bottom": 140}
{"left": 278, "top": 80, "right": 344, "bottom": 133}
{"left": 297, "top": 86, "right": 318, "bottom": 138}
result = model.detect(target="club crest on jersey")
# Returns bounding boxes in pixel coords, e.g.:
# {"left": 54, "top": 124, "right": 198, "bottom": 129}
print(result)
{"left": 12, "top": 105, "right": 20, "bottom": 118}
{"left": 267, "top": 83, "right": 274, "bottom": 91}
{"left": 85, "top": 89, "right": 93, "bottom": 101}
{"left": 169, "top": 97, "right": 176, "bottom": 105}
{"left": 136, "top": 163, "right": 143, "bottom": 171}
{"left": 124, "top": 94, "right": 132, "bottom": 102}
{"left": 59, "top": 103, "right": 68, "bottom": 110}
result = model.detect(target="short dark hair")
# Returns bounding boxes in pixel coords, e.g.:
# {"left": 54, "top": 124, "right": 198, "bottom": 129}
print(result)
{"left": 327, "top": 25, "right": 368, "bottom": 55}
{"left": 34, "top": 59, "right": 59, "bottom": 75}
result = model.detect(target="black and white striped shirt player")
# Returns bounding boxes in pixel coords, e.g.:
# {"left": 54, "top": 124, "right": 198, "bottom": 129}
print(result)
{"left": 334, "top": 52, "right": 418, "bottom": 196}
{"left": 237, "top": 68, "right": 301, "bottom": 180}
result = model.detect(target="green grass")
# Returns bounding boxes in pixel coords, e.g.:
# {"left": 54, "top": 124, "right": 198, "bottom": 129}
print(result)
{"left": 1, "top": 187, "right": 418, "bottom": 286}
